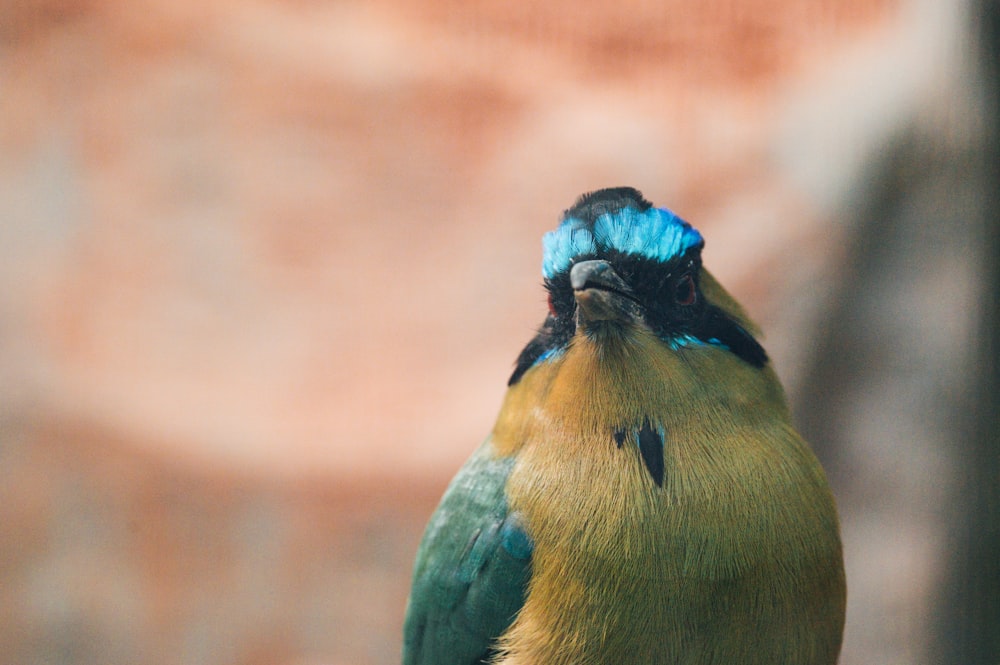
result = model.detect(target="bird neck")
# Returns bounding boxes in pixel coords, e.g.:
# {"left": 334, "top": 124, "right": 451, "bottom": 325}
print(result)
{"left": 492, "top": 325, "right": 790, "bottom": 457}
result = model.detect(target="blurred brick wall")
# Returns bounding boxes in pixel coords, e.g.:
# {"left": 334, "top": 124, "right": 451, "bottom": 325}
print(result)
{"left": 1, "top": 1, "right": 984, "bottom": 664}
{"left": 0, "top": 0, "right": 901, "bottom": 478}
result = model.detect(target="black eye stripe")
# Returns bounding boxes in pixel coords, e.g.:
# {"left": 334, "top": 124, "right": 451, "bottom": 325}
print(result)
{"left": 510, "top": 248, "right": 767, "bottom": 386}
{"left": 543, "top": 276, "right": 576, "bottom": 317}
{"left": 609, "top": 253, "right": 700, "bottom": 313}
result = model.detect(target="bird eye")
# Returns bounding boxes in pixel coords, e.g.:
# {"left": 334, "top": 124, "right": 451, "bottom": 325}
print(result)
{"left": 674, "top": 274, "right": 696, "bottom": 306}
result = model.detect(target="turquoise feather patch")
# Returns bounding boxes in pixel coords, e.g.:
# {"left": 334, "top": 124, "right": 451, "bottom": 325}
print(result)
{"left": 542, "top": 205, "right": 703, "bottom": 279}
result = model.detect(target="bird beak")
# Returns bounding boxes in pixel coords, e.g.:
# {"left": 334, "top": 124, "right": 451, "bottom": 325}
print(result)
{"left": 570, "top": 260, "right": 640, "bottom": 325}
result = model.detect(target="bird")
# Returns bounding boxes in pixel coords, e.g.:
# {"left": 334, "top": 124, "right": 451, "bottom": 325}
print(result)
{"left": 402, "top": 187, "right": 846, "bottom": 665}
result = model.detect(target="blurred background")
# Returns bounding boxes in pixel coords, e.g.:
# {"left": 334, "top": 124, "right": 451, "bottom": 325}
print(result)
{"left": 1, "top": 0, "right": 997, "bottom": 664}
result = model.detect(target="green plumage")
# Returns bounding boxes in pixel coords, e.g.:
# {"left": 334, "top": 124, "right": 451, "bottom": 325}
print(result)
{"left": 402, "top": 440, "right": 530, "bottom": 665}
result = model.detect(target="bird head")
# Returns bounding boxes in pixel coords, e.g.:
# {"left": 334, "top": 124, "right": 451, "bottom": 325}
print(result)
{"left": 509, "top": 187, "right": 768, "bottom": 386}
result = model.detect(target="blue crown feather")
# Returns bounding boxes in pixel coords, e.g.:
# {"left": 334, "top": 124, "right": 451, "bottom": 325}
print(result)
{"left": 541, "top": 203, "right": 703, "bottom": 279}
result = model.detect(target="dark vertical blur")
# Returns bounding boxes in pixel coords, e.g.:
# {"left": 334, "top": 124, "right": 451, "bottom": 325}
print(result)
{"left": 791, "top": 3, "right": 993, "bottom": 662}
{"left": 934, "top": 1, "right": 1000, "bottom": 662}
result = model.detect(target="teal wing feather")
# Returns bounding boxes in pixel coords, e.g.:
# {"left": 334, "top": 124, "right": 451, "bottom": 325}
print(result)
{"left": 402, "top": 439, "right": 532, "bottom": 665}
